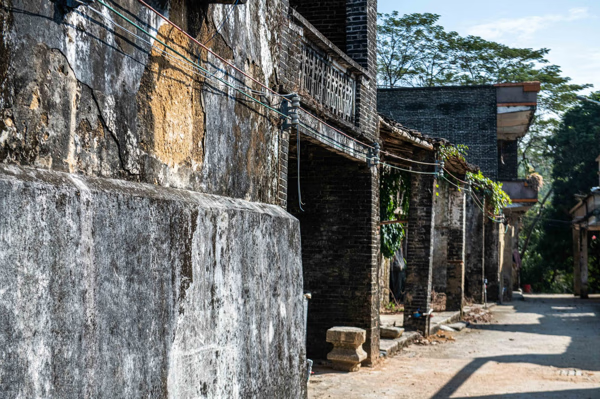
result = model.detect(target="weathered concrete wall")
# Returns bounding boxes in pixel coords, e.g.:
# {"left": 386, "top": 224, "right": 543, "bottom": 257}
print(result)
{"left": 465, "top": 195, "right": 485, "bottom": 303}
{"left": 484, "top": 219, "right": 501, "bottom": 302}
{"left": 0, "top": 0, "right": 286, "bottom": 204}
{"left": 445, "top": 187, "right": 466, "bottom": 312}
{"left": 379, "top": 255, "right": 391, "bottom": 309}
{"left": 0, "top": 164, "right": 305, "bottom": 398}
{"left": 432, "top": 182, "right": 449, "bottom": 294}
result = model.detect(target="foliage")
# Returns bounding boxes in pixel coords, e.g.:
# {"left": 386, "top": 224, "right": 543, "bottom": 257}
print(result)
{"left": 438, "top": 144, "right": 468, "bottom": 164}
{"left": 466, "top": 171, "right": 512, "bottom": 216}
{"left": 380, "top": 167, "right": 410, "bottom": 258}
{"left": 438, "top": 144, "right": 511, "bottom": 215}
{"left": 377, "top": 11, "right": 591, "bottom": 175}
{"left": 520, "top": 92, "right": 600, "bottom": 292}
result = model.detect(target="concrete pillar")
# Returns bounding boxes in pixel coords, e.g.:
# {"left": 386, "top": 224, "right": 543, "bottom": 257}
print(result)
{"left": 403, "top": 152, "right": 437, "bottom": 334}
{"left": 484, "top": 219, "right": 501, "bottom": 303}
{"left": 573, "top": 227, "right": 581, "bottom": 296}
{"left": 445, "top": 186, "right": 466, "bottom": 312}
{"left": 465, "top": 195, "right": 485, "bottom": 303}
{"left": 580, "top": 228, "right": 589, "bottom": 299}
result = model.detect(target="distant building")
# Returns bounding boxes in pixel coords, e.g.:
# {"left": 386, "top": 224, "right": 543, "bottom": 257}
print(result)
{"left": 378, "top": 83, "right": 541, "bottom": 303}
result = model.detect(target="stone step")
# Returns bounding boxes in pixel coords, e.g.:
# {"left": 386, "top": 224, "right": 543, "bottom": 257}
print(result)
{"left": 379, "top": 331, "right": 421, "bottom": 358}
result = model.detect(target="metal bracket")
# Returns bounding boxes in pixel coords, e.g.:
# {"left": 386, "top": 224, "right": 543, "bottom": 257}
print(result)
{"left": 281, "top": 93, "right": 300, "bottom": 130}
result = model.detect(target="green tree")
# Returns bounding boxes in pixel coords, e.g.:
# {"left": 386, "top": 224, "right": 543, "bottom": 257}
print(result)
{"left": 520, "top": 92, "right": 600, "bottom": 292}
{"left": 377, "top": 12, "right": 591, "bottom": 172}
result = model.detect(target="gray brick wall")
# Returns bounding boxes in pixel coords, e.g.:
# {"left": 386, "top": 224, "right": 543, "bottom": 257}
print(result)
{"left": 287, "top": 139, "right": 380, "bottom": 364}
{"left": 403, "top": 150, "right": 437, "bottom": 334}
{"left": 289, "top": 0, "right": 348, "bottom": 51}
{"left": 378, "top": 86, "right": 499, "bottom": 179}
{"left": 498, "top": 140, "right": 519, "bottom": 180}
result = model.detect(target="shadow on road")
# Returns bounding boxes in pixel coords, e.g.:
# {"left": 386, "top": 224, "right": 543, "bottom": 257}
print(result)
{"left": 432, "top": 294, "right": 600, "bottom": 399}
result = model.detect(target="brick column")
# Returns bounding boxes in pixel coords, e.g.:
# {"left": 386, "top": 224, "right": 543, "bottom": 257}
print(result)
{"left": 484, "top": 219, "right": 501, "bottom": 303}
{"left": 346, "top": 0, "right": 378, "bottom": 140}
{"left": 579, "top": 228, "right": 589, "bottom": 299}
{"left": 403, "top": 152, "right": 437, "bottom": 334}
{"left": 573, "top": 227, "right": 581, "bottom": 296}
{"left": 465, "top": 194, "right": 485, "bottom": 303}
{"left": 445, "top": 186, "right": 466, "bottom": 313}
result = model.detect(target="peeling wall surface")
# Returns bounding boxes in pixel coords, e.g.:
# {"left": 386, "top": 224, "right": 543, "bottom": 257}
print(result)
{"left": 0, "top": 0, "right": 285, "bottom": 203}
{"left": 0, "top": 0, "right": 308, "bottom": 397}
{"left": 0, "top": 165, "right": 305, "bottom": 398}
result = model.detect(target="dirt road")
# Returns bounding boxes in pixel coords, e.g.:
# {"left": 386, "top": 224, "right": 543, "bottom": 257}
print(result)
{"left": 309, "top": 294, "right": 600, "bottom": 399}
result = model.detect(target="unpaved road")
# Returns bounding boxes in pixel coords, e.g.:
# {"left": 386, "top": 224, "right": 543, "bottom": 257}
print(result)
{"left": 309, "top": 294, "right": 600, "bottom": 398}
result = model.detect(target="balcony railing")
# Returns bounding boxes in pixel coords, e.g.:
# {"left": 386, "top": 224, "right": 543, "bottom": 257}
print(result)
{"left": 300, "top": 42, "right": 356, "bottom": 123}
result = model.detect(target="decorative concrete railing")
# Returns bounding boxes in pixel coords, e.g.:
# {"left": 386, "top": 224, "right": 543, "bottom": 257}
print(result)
{"left": 289, "top": 9, "right": 365, "bottom": 126}
{"left": 300, "top": 42, "right": 356, "bottom": 123}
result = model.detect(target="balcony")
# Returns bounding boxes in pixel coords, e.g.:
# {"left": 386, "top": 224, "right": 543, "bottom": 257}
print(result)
{"left": 501, "top": 180, "right": 539, "bottom": 211}
{"left": 289, "top": 9, "right": 367, "bottom": 127}
{"left": 495, "top": 82, "right": 541, "bottom": 141}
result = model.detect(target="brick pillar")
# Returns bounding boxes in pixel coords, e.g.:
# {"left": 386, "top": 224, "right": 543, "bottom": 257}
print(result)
{"left": 580, "top": 228, "right": 589, "bottom": 299}
{"left": 573, "top": 227, "right": 581, "bottom": 296}
{"left": 346, "top": 0, "right": 378, "bottom": 140}
{"left": 484, "top": 219, "right": 501, "bottom": 303}
{"left": 445, "top": 186, "right": 466, "bottom": 312}
{"left": 465, "top": 194, "right": 485, "bottom": 303}
{"left": 288, "top": 141, "right": 379, "bottom": 364}
{"left": 403, "top": 152, "right": 437, "bottom": 334}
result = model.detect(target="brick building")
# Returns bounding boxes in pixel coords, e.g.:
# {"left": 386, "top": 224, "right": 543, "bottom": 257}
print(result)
{"left": 378, "top": 83, "right": 540, "bottom": 304}
{"left": 379, "top": 117, "right": 478, "bottom": 333}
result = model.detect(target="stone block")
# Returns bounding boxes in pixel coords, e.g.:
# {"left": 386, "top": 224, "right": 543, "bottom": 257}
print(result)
{"left": 380, "top": 327, "right": 404, "bottom": 339}
{"left": 326, "top": 327, "right": 367, "bottom": 372}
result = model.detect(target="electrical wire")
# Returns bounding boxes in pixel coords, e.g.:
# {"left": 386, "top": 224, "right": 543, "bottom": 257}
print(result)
{"left": 134, "top": 0, "right": 382, "bottom": 153}
{"left": 296, "top": 129, "right": 305, "bottom": 212}
{"left": 381, "top": 150, "right": 439, "bottom": 166}
{"left": 381, "top": 162, "right": 438, "bottom": 175}
{"left": 443, "top": 168, "right": 470, "bottom": 185}
{"left": 94, "top": 0, "right": 291, "bottom": 121}
{"left": 81, "top": 0, "right": 457, "bottom": 178}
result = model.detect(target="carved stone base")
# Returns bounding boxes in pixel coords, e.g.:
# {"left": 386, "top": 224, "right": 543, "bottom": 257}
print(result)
{"left": 326, "top": 327, "right": 367, "bottom": 372}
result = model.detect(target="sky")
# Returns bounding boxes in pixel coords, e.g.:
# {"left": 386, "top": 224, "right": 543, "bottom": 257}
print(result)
{"left": 377, "top": 0, "right": 600, "bottom": 94}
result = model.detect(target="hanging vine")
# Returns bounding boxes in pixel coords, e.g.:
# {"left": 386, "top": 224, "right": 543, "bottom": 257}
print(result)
{"left": 380, "top": 166, "right": 411, "bottom": 258}
{"left": 466, "top": 171, "right": 512, "bottom": 216}
{"left": 439, "top": 144, "right": 511, "bottom": 216}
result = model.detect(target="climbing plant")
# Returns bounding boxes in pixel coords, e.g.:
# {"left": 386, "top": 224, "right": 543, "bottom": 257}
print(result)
{"left": 438, "top": 144, "right": 511, "bottom": 216}
{"left": 380, "top": 167, "right": 410, "bottom": 258}
{"left": 466, "top": 171, "right": 512, "bottom": 216}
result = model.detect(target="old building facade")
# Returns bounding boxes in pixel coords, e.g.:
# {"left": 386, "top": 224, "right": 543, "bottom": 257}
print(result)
{"left": 0, "top": 0, "right": 379, "bottom": 397}
{"left": 378, "top": 83, "right": 540, "bottom": 306}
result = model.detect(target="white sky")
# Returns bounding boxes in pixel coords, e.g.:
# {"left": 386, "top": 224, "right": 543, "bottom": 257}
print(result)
{"left": 377, "top": 0, "right": 599, "bottom": 94}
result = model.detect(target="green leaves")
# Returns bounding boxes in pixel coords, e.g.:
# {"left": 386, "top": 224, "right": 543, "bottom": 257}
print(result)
{"left": 380, "top": 167, "right": 410, "bottom": 258}
{"left": 466, "top": 171, "right": 512, "bottom": 216}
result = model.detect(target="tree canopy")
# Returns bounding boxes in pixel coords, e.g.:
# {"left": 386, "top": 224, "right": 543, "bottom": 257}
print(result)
{"left": 521, "top": 92, "right": 600, "bottom": 292}
{"left": 377, "top": 12, "right": 591, "bottom": 174}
